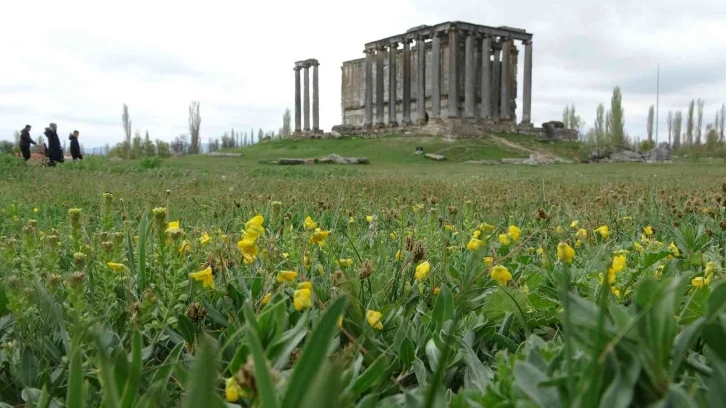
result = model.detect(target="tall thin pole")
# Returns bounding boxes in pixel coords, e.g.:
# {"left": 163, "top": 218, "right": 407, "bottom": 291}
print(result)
{"left": 655, "top": 63, "right": 660, "bottom": 145}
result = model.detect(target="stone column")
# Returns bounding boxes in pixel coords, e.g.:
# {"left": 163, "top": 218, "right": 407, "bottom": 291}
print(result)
{"left": 491, "top": 43, "right": 501, "bottom": 120}
{"left": 464, "top": 32, "right": 475, "bottom": 118}
{"left": 480, "top": 36, "right": 491, "bottom": 121}
{"left": 376, "top": 47, "right": 385, "bottom": 126}
{"left": 402, "top": 40, "right": 412, "bottom": 125}
{"left": 294, "top": 66, "right": 302, "bottom": 132}
{"left": 448, "top": 27, "right": 459, "bottom": 118}
{"left": 416, "top": 36, "right": 427, "bottom": 124}
{"left": 364, "top": 49, "right": 373, "bottom": 128}
{"left": 312, "top": 60, "right": 320, "bottom": 132}
{"left": 431, "top": 33, "right": 441, "bottom": 119}
{"left": 500, "top": 39, "right": 511, "bottom": 120}
{"left": 388, "top": 43, "right": 398, "bottom": 126}
{"left": 303, "top": 63, "right": 310, "bottom": 131}
{"left": 521, "top": 40, "right": 533, "bottom": 125}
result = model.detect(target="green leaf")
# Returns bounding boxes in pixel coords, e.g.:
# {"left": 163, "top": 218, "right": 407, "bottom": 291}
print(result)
{"left": 598, "top": 357, "right": 640, "bottom": 408}
{"left": 356, "top": 394, "right": 379, "bottom": 408}
{"left": 136, "top": 209, "right": 151, "bottom": 294}
{"left": 513, "top": 361, "right": 559, "bottom": 408}
{"left": 203, "top": 300, "right": 229, "bottom": 327}
{"left": 399, "top": 337, "right": 415, "bottom": 368}
{"left": 425, "top": 338, "right": 441, "bottom": 373}
{"left": 671, "top": 317, "right": 705, "bottom": 376}
{"left": 707, "top": 349, "right": 726, "bottom": 407}
{"left": 281, "top": 296, "right": 348, "bottom": 408}
{"left": 20, "top": 346, "right": 38, "bottom": 388}
{"left": 95, "top": 332, "right": 122, "bottom": 408}
{"left": 707, "top": 283, "right": 726, "bottom": 321}
{"left": 351, "top": 354, "right": 387, "bottom": 395}
{"left": 182, "top": 334, "right": 220, "bottom": 408}
{"left": 66, "top": 342, "right": 85, "bottom": 408}
{"left": 121, "top": 330, "right": 143, "bottom": 408}
{"left": 430, "top": 284, "right": 454, "bottom": 332}
{"left": 457, "top": 337, "right": 493, "bottom": 392}
{"left": 177, "top": 314, "right": 196, "bottom": 344}
{"left": 703, "top": 320, "right": 726, "bottom": 361}
{"left": 243, "top": 303, "right": 279, "bottom": 408}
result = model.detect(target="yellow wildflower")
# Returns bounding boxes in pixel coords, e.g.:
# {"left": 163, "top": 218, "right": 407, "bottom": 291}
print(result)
{"left": 643, "top": 226, "right": 654, "bottom": 237}
{"left": 293, "top": 288, "right": 312, "bottom": 311}
{"left": 188, "top": 266, "right": 214, "bottom": 290}
{"left": 536, "top": 247, "right": 544, "bottom": 255}
{"left": 277, "top": 270, "right": 297, "bottom": 283}
{"left": 237, "top": 239, "right": 259, "bottom": 263}
{"left": 655, "top": 264, "right": 664, "bottom": 279}
{"left": 261, "top": 293, "right": 271, "bottom": 306}
{"left": 179, "top": 239, "right": 192, "bottom": 254}
{"left": 415, "top": 261, "right": 431, "bottom": 281}
{"left": 433, "top": 287, "right": 440, "bottom": 295}
{"left": 692, "top": 277, "right": 709, "bottom": 289}
{"left": 107, "top": 262, "right": 126, "bottom": 272}
{"left": 243, "top": 215, "right": 265, "bottom": 241}
{"left": 472, "top": 230, "right": 482, "bottom": 239}
{"left": 508, "top": 225, "right": 521, "bottom": 242}
{"left": 336, "top": 258, "right": 354, "bottom": 268}
{"left": 575, "top": 228, "right": 588, "bottom": 241}
{"left": 599, "top": 269, "right": 616, "bottom": 284}
{"left": 390, "top": 232, "right": 397, "bottom": 240}
{"left": 498, "top": 234, "right": 511, "bottom": 246}
{"left": 199, "top": 232, "right": 211, "bottom": 246}
{"left": 479, "top": 223, "right": 495, "bottom": 232}
{"left": 366, "top": 310, "right": 384, "bottom": 330}
{"left": 467, "top": 238, "right": 484, "bottom": 252}
{"left": 611, "top": 255, "right": 627, "bottom": 273}
{"left": 557, "top": 242, "right": 575, "bottom": 264}
{"left": 594, "top": 225, "right": 610, "bottom": 238}
{"left": 570, "top": 220, "right": 579, "bottom": 228}
{"left": 611, "top": 287, "right": 621, "bottom": 298}
{"left": 633, "top": 241, "right": 644, "bottom": 254}
{"left": 348, "top": 216, "right": 355, "bottom": 224}
{"left": 668, "top": 242, "right": 680, "bottom": 258}
{"left": 33, "top": 208, "right": 39, "bottom": 214}
{"left": 483, "top": 256, "right": 493, "bottom": 267}
{"left": 225, "top": 377, "right": 244, "bottom": 402}
{"left": 309, "top": 228, "right": 330, "bottom": 245}
{"left": 366, "top": 215, "right": 374, "bottom": 223}
{"left": 491, "top": 265, "right": 512, "bottom": 286}
{"left": 304, "top": 216, "right": 318, "bottom": 230}
{"left": 298, "top": 281, "right": 312, "bottom": 290}
{"left": 705, "top": 261, "right": 716, "bottom": 276}
{"left": 166, "top": 221, "right": 182, "bottom": 234}
{"left": 445, "top": 224, "right": 456, "bottom": 232}
{"left": 575, "top": 239, "right": 584, "bottom": 248}
{"left": 395, "top": 250, "right": 404, "bottom": 261}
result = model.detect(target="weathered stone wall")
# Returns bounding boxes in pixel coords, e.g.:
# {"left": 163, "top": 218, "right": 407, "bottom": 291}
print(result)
{"left": 341, "top": 38, "right": 516, "bottom": 126}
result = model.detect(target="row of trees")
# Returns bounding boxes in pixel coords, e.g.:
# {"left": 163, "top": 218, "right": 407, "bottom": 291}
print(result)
{"left": 662, "top": 101, "right": 725, "bottom": 149}
{"left": 110, "top": 105, "right": 294, "bottom": 158}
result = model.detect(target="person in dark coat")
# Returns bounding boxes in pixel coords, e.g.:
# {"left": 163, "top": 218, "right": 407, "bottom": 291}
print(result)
{"left": 44, "top": 123, "right": 64, "bottom": 166}
{"left": 18, "top": 125, "right": 36, "bottom": 162}
{"left": 69, "top": 130, "right": 83, "bottom": 161}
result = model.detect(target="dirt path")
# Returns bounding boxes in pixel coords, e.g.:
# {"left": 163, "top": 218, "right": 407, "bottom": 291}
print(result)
{"left": 488, "top": 134, "right": 571, "bottom": 163}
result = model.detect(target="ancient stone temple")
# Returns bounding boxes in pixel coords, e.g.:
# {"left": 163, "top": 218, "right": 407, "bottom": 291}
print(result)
{"left": 293, "top": 59, "right": 321, "bottom": 135}
{"left": 336, "top": 22, "right": 536, "bottom": 137}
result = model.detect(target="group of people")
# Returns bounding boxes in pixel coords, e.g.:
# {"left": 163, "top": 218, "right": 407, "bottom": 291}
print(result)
{"left": 19, "top": 123, "right": 83, "bottom": 165}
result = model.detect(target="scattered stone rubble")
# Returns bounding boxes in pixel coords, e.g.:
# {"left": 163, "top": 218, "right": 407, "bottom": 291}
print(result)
{"left": 589, "top": 143, "right": 672, "bottom": 163}
{"left": 274, "top": 153, "right": 369, "bottom": 165}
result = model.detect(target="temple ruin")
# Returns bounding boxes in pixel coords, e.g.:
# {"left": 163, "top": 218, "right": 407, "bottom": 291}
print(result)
{"left": 332, "top": 21, "right": 558, "bottom": 138}
{"left": 293, "top": 59, "right": 321, "bottom": 135}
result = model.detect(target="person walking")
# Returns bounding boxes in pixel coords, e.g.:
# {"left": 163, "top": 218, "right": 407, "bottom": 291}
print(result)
{"left": 69, "top": 130, "right": 83, "bottom": 161}
{"left": 18, "top": 125, "right": 36, "bottom": 162}
{"left": 44, "top": 123, "right": 64, "bottom": 166}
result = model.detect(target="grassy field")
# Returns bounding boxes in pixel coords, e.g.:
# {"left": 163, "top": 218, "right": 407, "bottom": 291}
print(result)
{"left": 1, "top": 136, "right": 726, "bottom": 407}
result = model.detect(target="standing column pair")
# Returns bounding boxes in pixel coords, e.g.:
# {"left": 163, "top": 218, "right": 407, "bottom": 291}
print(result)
{"left": 293, "top": 59, "right": 320, "bottom": 133}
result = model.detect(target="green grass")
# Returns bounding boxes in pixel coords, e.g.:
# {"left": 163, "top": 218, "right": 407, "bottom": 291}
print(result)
{"left": 227, "top": 135, "right": 527, "bottom": 164}
{"left": 495, "top": 132, "right": 587, "bottom": 160}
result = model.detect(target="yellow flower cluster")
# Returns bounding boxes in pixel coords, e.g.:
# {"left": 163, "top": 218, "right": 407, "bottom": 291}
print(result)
{"left": 237, "top": 215, "right": 264, "bottom": 264}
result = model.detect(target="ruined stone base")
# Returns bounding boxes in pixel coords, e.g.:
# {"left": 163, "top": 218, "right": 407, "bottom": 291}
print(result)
{"left": 292, "top": 130, "right": 326, "bottom": 139}
{"left": 329, "top": 117, "right": 579, "bottom": 140}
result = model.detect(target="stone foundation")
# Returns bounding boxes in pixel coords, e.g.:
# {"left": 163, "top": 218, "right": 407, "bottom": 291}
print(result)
{"left": 329, "top": 119, "right": 578, "bottom": 140}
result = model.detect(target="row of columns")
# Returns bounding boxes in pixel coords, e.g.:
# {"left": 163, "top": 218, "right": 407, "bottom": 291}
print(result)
{"left": 363, "top": 29, "right": 532, "bottom": 127}
{"left": 293, "top": 59, "right": 320, "bottom": 133}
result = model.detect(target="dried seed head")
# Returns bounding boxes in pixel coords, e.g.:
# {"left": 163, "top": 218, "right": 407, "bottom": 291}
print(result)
{"left": 185, "top": 302, "right": 207, "bottom": 322}
{"left": 358, "top": 260, "right": 374, "bottom": 280}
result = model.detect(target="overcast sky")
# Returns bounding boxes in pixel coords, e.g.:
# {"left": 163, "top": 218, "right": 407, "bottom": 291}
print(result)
{"left": 2, "top": 0, "right": 725, "bottom": 148}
